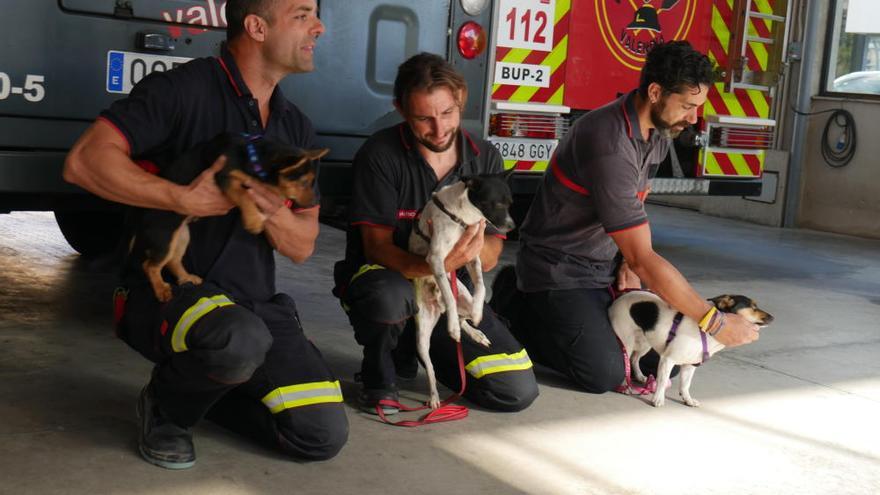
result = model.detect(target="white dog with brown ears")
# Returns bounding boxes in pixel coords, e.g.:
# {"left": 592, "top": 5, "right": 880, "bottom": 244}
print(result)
{"left": 609, "top": 291, "right": 773, "bottom": 407}
{"left": 409, "top": 169, "right": 515, "bottom": 408}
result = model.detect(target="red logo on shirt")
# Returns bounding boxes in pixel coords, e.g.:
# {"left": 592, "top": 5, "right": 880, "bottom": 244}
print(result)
{"left": 397, "top": 209, "right": 418, "bottom": 220}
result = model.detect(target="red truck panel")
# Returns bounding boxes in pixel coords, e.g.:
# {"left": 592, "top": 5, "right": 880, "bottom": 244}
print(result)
{"left": 564, "top": 0, "right": 714, "bottom": 110}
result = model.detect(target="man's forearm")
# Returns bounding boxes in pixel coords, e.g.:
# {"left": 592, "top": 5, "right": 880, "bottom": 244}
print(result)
{"left": 365, "top": 242, "right": 434, "bottom": 279}
{"left": 479, "top": 235, "right": 504, "bottom": 272}
{"left": 628, "top": 252, "right": 712, "bottom": 322}
{"left": 65, "top": 138, "right": 183, "bottom": 211}
{"left": 264, "top": 206, "right": 319, "bottom": 263}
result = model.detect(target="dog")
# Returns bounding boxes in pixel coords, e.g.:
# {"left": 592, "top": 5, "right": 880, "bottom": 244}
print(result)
{"left": 132, "top": 132, "right": 327, "bottom": 302}
{"left": 608, "top": 291, "right": 773, "bottom": 407}
{"left": 408, "top": 168, "right": 516, "bottom": 408}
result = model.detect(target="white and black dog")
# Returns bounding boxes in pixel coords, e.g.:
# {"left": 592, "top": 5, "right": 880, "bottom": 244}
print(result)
{"left": 609, "top": 291, "right": 773, "bottom": 407}
{"left": 409, "top": 169, "right": 516, "bottom": 408}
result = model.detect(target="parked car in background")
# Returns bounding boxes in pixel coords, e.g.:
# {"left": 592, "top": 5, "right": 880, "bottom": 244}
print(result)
{"left": 831, "top": 70, "right": 880, "bottom": 94}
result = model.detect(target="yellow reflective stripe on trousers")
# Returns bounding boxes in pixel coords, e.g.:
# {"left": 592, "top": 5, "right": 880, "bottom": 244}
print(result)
{"left": 261, "top": 380, "right": 344, "bottom": 413}
{"left": 465, "top": 349, "right": 533, "bottom": 379}
{"left": 350, "top": 264, "right": 385, "bottom": 284}
{"left": 171, "top": 295, "right": 234, "bottom": 353}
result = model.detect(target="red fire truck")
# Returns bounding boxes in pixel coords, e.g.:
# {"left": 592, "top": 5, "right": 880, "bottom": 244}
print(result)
{"left": 485, "top": 0, "right": 791, "bottom": 197}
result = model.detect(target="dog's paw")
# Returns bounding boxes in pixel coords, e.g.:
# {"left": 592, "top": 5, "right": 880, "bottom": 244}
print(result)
{"left": 633, "top": 368, "right": 648, "bottom": 384}
{"left": 651, "top": 392, "right": 666, "bottom": 407}
{"left": 178, "top": 274, "right": 203, "bottom": 286}
{"left": 156, "top": 283, "right": 173, "bottom": 303}
{"left": 682, "top": 396, "right": 701, "bottom": 407}
{"left": 429, "top": 392, "right": 441, "bottom": 410}
{"left": 469, "top": 331, "right": 491, "bottom": 348}
{"left": 243, "top": 220, "right": 265, "bottom": 235}
{"left": 461, "top": 320, "right": 491, "bottom": 347}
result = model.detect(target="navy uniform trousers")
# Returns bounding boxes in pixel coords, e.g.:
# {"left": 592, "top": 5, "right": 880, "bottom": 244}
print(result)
{"left": 339, "top": 265, "right": 538, "bottom": 411}
{"left": 493, "top": 271, "right": 674, "bottom": 394}
{"left": 119, "top": 281, "right": 348, "bottom": 461}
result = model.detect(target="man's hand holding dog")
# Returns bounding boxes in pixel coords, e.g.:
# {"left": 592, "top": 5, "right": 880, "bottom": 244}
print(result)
{"left": 616, "top": 260, "right": 641, "bottom": 291}
{"left": 441, "top": 220, "right": 485, "bottom": 273}
{"left": 244, "top": 176, "right": 288, "bottom": 220}
{"left": 175, "top": 156, "right": 234, "bottom": 216}
{"left": 713, "top": 313, "right": 760, "bottom": 347}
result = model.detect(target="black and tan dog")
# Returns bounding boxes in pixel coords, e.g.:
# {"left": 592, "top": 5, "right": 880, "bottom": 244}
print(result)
{"left": 609, "top": 291, "right": 774, "bottom": 407}
{"left": 132, "top": 133, "right": 327, "bottom": 302}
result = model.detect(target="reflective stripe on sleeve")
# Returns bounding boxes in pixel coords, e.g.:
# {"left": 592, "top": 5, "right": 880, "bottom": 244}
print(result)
{"left": 171, "top": 295, "right": 234, "bottom": 352}
{"left": 465, "top": 349, "right": 533, "bottom": 379}
{"left": 261, "top": 380, "right": 344, "bottom": 413}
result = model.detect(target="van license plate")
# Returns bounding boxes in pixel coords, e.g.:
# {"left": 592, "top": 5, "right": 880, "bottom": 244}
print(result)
{"left": 490, "top": 138, "right": 557, "bottom": 163}
{"left": 106, "top": 50, "right": 193, "bottom": 94}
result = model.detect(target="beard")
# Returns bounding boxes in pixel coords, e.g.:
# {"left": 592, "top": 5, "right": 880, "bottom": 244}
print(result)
{"left": 650, "top": 101, "right": 690, "bottom": 138}
{"left": 415, "top": 128, "right": 458, "bottom": 153}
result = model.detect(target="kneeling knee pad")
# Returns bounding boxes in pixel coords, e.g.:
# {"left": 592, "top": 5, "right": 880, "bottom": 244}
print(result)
{"left": 188, "top": 306, "right": 273, "bottom": 383}
{"left": 275, "top": 403, "right": 349, "bottom": 461}
{"left": 344, "top": 270, "right": 416, "bottom": 323}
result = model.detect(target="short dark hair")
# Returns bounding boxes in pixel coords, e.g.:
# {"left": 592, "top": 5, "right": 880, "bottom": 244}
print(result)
{"left": 639, "top": 41, "right": 718, "bottom": 97}
{"left": 393, "top": 52, "right": 468, "bottom": 115}
{"left": 226, "top": 0, "right": 278, "bottom": 41}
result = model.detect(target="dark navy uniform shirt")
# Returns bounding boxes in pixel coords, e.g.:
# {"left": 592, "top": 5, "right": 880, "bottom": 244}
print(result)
{"left": 517, "top": 90, "right": 669, "bottom": 291}
{"left": 337, "top": 123, "right": 504, "bottom": 283}
{"left": 100, "top": 45, "right": 317, "bottom": 303}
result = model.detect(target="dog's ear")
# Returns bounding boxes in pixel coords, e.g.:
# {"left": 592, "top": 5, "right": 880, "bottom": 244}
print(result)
{"left": 304, "top": 148, "right": 330, "bottom": 161}
{"left": 709, "top": 295, "right": 736, "bottom": 311}
{"left": 463, "top": 175, "right": 479, "bottom": 190}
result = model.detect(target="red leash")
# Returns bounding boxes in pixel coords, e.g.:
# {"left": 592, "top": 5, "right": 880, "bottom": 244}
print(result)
{"left": 375, "top": 341, "right": 469, "bottom": 426}
{"left": 614, "top": 337, "right": 658, "bottom": 396}
{"left": 609, "top": 286, "right": 658, "bottom": 396}
{"left": 376, "top": 272, "right": 469, "bottom": 427}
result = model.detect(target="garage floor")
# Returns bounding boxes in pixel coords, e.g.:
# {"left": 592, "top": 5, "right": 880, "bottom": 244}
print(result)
{"left": 1, "top": 205, "right": 879, "bottom": 495}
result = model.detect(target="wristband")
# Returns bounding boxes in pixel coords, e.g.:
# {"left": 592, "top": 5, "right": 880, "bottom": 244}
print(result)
{"left": 698, "top": 306, "right": 718, "bottom": 332}
{"left": 708, "top": 313, "right": 726, "bottom": 336}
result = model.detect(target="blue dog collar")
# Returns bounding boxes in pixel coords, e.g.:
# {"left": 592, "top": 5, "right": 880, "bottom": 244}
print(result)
{"left": 242, "top": 133, "right": 268, "bottom": 180}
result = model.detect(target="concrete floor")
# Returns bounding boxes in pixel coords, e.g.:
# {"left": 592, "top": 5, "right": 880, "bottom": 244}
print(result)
{"left": 1, "top": 205, "right": 879, "bottom": 495}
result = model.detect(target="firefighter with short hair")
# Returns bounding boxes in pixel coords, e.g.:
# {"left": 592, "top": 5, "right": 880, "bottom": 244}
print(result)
{"left": 64, "top": 0, "right": 348, "bottom": 469}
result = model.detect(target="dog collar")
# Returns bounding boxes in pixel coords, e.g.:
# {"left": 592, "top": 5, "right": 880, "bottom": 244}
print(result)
{"left": 432, "top": 196, "right": 468, "bottom": 229}
{"left": 666, "top": 312, "right": 710, "bottom": 364}
{"left": 243, "top": 134, "right": 269, "bottom": 180}
{"left": 412, "top": 216, "right": 431, "bottom": 242}
{"left": 412, "top": 197, "right": 477, "bottom": 243}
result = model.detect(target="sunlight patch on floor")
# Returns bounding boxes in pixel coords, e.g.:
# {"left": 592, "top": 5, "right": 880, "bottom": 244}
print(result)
{"left": 437, "top": 385, "right": 880, "bottom": 495}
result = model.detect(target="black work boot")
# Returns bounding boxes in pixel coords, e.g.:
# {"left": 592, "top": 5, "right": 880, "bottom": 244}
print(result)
{"left": 137, "top": 384, "right": 196, "bottom": 470}
{"left": 358, "top": 386, "right": 400, "bottom": 415}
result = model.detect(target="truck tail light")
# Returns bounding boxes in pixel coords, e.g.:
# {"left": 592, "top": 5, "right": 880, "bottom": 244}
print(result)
{"left": 708, "top": 126, "right": 774, "bottom": 150}
{"left": 702, "top": 115, "right": 776, "bottom": 152}
{"left": 457, "top": 21, "right": 486, "bottom": 59}
{"left": 489, "top": 112, "right": 570, "bottom": 140}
